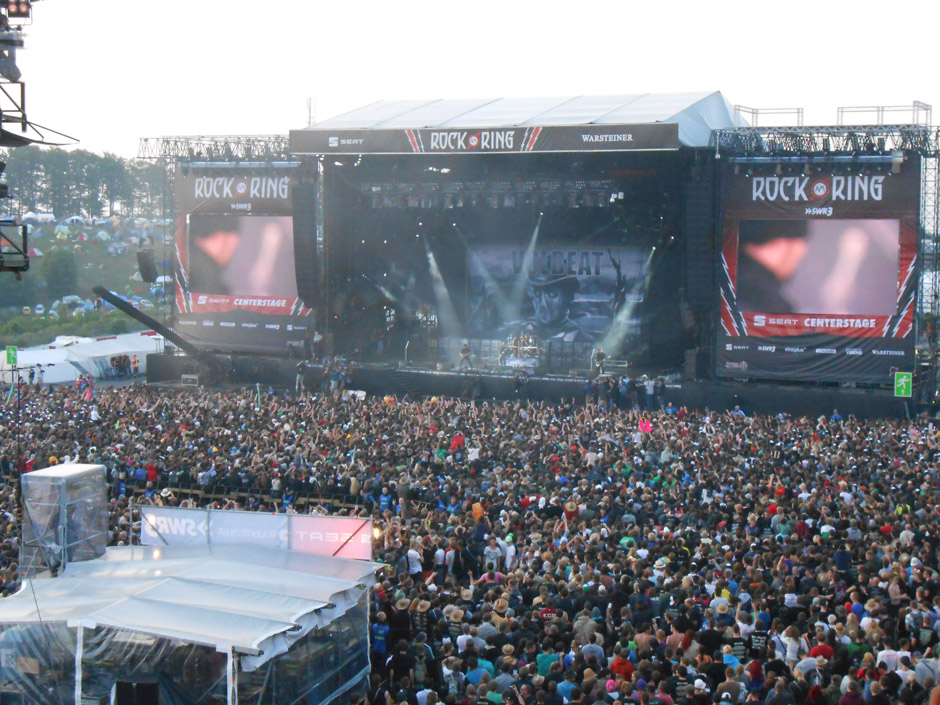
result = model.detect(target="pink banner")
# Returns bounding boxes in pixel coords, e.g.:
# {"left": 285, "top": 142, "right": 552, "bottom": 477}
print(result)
{"left": 289, "top": 515, "right": 373, "bottom": 560}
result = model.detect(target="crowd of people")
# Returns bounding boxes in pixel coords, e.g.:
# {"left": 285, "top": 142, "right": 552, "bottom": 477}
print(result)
{"left": 1, "top": 378, "right": 940, "bottom": 705}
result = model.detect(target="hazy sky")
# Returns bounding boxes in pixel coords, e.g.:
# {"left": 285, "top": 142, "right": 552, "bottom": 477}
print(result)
{"left": 14, "top": 0, "right": 940, "bottom": 159}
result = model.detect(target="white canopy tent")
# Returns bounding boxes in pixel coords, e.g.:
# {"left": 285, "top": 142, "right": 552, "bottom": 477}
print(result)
{"left": 0, "top": 332, "right": 162, "bottom": 385}
{"left": 0, "top": 543, "right": 380, "bottom": 705}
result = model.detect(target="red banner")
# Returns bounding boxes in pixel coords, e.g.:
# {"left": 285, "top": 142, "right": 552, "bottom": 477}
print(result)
{"left": 188, "top": 294, "right": 308, "bottom": 316}
{"left": 738, "top": 313, "right": 892, "bottom": 338}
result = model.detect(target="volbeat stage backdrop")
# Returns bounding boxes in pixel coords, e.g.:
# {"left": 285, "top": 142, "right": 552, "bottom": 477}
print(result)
{"left": 717, "top": 158, "right": 920, "bottom": 384}
{"left": 173, "top": 166, "right": 312, "bottom": 352}
{"left": 321, "top": 149, "right": 689, "bottom": 365}
{"left": 466, "top": 245, "right": 649, "bottom": 344}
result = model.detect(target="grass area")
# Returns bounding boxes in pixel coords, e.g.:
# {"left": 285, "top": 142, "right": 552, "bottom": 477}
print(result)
{"left": 0, "top": 307, "right": 170, "bottom": 348}
{"left": 1, "top": 226, "right": 173, "bottom": 348}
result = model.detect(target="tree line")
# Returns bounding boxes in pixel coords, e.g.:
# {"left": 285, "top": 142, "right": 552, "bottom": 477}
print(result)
{"left": 0, "top": 146, "right": 169, "bottom": 219}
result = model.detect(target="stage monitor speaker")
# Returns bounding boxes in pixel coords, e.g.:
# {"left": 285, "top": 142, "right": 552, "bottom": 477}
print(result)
{"left": 292, "top": 182, "right": 319, "bottom": 310}
{"left": 136, "top": 249, "right": 158, "bottom": 283}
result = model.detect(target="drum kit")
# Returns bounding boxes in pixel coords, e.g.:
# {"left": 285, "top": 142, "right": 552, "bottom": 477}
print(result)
{"left": 498, "top": 334, "right": 541, "bottom": 363}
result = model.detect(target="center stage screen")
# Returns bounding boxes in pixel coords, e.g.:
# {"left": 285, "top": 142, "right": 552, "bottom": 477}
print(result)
{"left": 174, "top": 168, "right": 311, "bottom": 352}
{"left": 717, "top": 161, "right": 920, "bottom": 384}
{"left": 467, "top": 246, "right": 648, "bottom": 343}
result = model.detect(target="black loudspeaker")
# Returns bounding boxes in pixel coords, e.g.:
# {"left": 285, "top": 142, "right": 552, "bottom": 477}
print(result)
{"left": 136, "top": 683, "right": 159, "bottom": 705}
{"left": 115, "top": 682, "right": 159, "bottom": 705}
{"left": 137, "top": 249, "right": 158, "bottom": 283}
{"left": 683, "top": 179, "right": 715, "bottom": 314}
{"left": 292, "top": 182, "right": 319, "bottom": 309}
{"left": 115, "top": 683, "right": 135, "bottom": 704}
{"left": 684, "top": 348, "right": 699, "bottom": 380}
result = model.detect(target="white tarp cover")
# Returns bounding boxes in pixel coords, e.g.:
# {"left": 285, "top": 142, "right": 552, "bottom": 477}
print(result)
{"left": 303, "top": 91, "right": 747, "bottom": 147}
{"left": 0, "top": 543, "right": 380, "bottom": 663}
{"left": 0, "top": 332, "right": 162, "bottom": 384}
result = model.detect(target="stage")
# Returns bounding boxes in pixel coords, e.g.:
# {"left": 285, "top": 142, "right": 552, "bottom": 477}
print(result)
{"left": 145, "top": 351, "right": 914, "bottom": 419}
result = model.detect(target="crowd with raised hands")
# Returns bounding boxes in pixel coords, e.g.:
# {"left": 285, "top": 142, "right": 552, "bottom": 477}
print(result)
{"left": 2, "top": 379, "right": 940, "bottom": 705}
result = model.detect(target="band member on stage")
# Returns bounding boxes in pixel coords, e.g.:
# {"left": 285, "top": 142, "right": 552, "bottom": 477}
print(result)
{"left": 459, "top": 341, "right": 472, "bottom": 370}
{"left": 594, "top": 347, "right": 606, "bottom": 375}
{"left": 498, "top": 340, "right": 510, "bottom": 366}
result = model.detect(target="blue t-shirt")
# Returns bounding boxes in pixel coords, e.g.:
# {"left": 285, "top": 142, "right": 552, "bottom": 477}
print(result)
{"left": 372, "top": 623, "right": 390, "bottom": 654}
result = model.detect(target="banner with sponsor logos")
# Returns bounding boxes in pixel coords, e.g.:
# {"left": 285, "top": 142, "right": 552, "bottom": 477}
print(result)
{"left": 290, "top": 123, "right": 679, "bottom": 155}
{"left": 174, "top": 166, "right": 312, "bottom": 352}
{"left": 716, "top": 158, "right": 920, "bottom": 383}
{"left": 140, "top": 506, "right": 373, "bottom": 560}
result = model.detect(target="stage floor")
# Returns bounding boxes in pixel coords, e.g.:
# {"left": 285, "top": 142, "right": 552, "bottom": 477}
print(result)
{"left": 145, "top": 352, "right": 914, "bottom": 419}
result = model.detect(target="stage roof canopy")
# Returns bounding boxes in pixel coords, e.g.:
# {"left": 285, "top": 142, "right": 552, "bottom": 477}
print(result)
{"left": 292, "top": 91, "right": 745, "bottom": 152}
{"left": 0, "top": 544, "right": 379, "bottom": 667}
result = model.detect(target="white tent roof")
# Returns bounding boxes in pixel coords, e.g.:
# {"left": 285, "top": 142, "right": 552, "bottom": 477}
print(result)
{"left": 304, "top": 91, "right": 746, "bottom": 147}
{"left": 0, "top": 332, "right": 162, "bottom": 385}
{"left": 0, "top": 544, "right": 379, "bottom": 664}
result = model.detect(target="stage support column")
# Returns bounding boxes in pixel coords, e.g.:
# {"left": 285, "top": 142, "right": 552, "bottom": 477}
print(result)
{"left": 74, "top": 624, "right": 84, "bottom": 705}
{"left": 227, "top": 646, "right": 235, "bottom": 705}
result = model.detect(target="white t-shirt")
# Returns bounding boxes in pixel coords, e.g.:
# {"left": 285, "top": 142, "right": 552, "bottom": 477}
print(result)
{"left": 407, "top": 548, "right": 423, "bottom": 574}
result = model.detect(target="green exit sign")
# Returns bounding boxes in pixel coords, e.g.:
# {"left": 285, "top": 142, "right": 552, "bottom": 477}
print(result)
{"left": 5, "top": 346, "right": 15, "bottom": 366}
{"left": 894, "top": 371, "right": 912, "bottom": 398}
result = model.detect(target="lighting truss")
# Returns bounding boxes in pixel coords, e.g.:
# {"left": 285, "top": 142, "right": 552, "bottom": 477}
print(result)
{"left": 714, "top": 125, "right": 940, "bottom": 157}
{"left": 137, "top": 134, "right": 291, "bottom": 162}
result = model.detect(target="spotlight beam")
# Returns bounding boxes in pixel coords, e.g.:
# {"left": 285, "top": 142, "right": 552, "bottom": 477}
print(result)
{"left": 598, "top": 247, "right": 656, "bottom": 356}
{"left": 423, "top": 239, "right": 462, "bottom": 345}
{"left": 506, "top": 213, "right": 543, "bottom": 323}
{"left": 453, "top": 223, "right": 513, "bottom": 324}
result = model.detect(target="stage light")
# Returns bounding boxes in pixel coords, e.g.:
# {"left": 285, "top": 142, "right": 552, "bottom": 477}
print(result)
{"left": 891, "top": 150, "right": 904, "bottom": 175}
{"left": 3, "top": 0, "right": 30, "bottom": 19}
{"left": 440, "top": 168, "right": 451, "bottom": 174}
{"left": 334, "top": 160, "right": 343, "bottom": 166}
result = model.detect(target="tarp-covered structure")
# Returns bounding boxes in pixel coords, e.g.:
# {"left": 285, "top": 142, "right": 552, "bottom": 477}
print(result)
{"left": 0, "top": 331, "right": 162, "bottom": 385}
{"left": 295, "top": 91, "right": 747, "bottom": 148}
{"left": 0, "top": 544, "right": 380, "bottom": 705}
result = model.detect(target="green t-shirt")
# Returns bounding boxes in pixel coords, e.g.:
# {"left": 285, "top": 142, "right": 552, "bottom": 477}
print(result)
{"left": 536, "top": 652, "right": 559, "bottom": 676}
